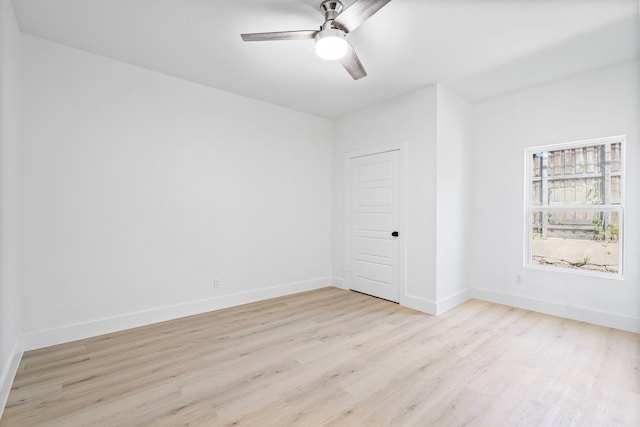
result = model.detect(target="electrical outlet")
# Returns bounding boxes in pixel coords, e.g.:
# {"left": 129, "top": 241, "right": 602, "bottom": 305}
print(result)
{"left": 214, "top": 279, "right": 221, "bottom": 289}
{"left": 515, "top": 274, "right": 523, "bottom": 285}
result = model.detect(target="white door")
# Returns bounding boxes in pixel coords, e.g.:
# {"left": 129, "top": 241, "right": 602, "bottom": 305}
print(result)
{"left": 348, "top": 150, "right": 400, "bottom": 302}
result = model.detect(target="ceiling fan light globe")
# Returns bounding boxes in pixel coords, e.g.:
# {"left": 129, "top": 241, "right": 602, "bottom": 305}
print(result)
{"left": 315, "top": 29, "right": 348, "bottom": 60}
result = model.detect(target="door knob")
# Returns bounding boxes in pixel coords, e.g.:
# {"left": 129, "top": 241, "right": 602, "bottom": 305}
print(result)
{"left": 391, "top": 231, "right": 399, "bottom": 237}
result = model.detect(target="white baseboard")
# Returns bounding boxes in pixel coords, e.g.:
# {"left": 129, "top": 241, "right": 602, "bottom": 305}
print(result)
{"left": 435, "top": 289, "right": 472, "bottom": 315}
{"left": 331, "top": 276, "right": 345, "bottom": 289}
{"left": 472, "top": 288, "right": 640, "bottom": 333}
{"left": 401, "top": 289, "right": 471, "bottom": 316}
{"left": 0, "top": 339, "right": 22, "bottom": 421}
{"left": 22, "top": 277, "right": 332, "bottom": 351}
{"left": 402, "top": 294, "right": 437, "bottom": 315}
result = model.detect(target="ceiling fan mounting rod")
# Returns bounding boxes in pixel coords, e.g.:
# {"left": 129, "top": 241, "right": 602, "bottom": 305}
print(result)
{"left": 320, "top": 0, "right": 343, "bottom": 23}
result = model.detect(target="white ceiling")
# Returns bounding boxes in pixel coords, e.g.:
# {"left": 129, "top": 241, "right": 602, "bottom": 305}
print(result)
{"left": 13, "top": 0, "right": 640, "bottom": 119}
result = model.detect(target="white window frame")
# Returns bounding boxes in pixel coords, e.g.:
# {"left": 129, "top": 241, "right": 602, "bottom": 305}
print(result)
{"left": 524, "top": 135, "right": 625, "bottom": 278}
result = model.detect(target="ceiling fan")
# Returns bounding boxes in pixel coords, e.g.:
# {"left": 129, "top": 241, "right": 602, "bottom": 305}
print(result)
{"left": 241, "top": 0, "right": 392, "bottom": 80}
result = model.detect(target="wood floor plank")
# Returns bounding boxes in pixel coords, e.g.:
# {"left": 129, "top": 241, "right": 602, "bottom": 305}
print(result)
{"left": 2, "top": 288, "right": 638, "bottom": 426}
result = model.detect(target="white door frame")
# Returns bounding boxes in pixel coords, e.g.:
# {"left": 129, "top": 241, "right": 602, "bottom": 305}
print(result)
{"left": 344, "top": 142, "right": 407, "bottom": 303}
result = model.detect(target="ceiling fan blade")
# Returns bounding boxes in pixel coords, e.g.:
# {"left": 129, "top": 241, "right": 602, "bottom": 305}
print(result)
{"left": 241, "top": 30, "right": 318, "bottom": 42}
{"left": 340, "top": 42, "right": 367, "bottom": 80}
{"left": 333, "top": 0, "right": 392, "bottom": 33}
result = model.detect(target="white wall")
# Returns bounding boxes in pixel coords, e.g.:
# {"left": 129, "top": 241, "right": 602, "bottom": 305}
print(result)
{"left": 0, "top": 0, "right": 22, "bottom": 412}
{"left": 332, "top": 86, "right": 440, "bottom": 311}
{"left": 332, "top": 85, "right": 473, "bottom": 314}
{"left": 471, "top": 60, "right": 640, "bottom": 332}
{"left": 332, "top": 85, "right": 474, "bottom": 314}
{"left": 20, "top": 35, "right": 333, "bottom": 349}
{"left": 435, "top": 86, "right": 472, "bottom": 312}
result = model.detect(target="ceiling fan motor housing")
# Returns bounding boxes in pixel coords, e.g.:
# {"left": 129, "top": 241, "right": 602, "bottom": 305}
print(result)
{"left": 316, "top": 1, "right": 348, "bottom": 61}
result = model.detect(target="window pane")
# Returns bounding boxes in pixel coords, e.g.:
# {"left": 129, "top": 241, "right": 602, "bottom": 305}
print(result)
{"left": 531, "top": 142, "right": 622, "bottom": 207}
{"left": 530, "top": 210, "right": 620, "bottom": 273}
{"left": 527, "top": 138, "right": 623, "bottom": 276}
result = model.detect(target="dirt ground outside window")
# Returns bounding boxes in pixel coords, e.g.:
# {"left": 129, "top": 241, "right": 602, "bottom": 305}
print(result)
{"left": 532, "top": 238, "right": 619, "bottom": 273}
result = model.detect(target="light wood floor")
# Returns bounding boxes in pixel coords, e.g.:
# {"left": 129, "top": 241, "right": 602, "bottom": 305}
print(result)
{"left": 2, "top": 288, "right": 639, "bottom": 426}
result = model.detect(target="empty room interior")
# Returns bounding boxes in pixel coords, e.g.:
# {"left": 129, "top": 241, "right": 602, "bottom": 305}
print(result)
{"left": 1, "top": 0, "right": 639, "bottom": 425}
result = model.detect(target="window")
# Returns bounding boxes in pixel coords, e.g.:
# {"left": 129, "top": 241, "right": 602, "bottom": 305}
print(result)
{"left": 525, "top": 136, "right": 624, "bottom": 277}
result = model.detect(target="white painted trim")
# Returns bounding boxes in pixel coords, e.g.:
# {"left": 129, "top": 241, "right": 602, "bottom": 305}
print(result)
{"left": 471, "top": 287, "right": 640, "bottom": 333}
{"left": 22, "top": 277, "right": 331, "bottom": 351}
{"left": 345, "top": 142, "right": 408, "bottom": 160}
{"left": 331, "top": 276, "right": 345, "bottom": 289}
{"left": 435, "top": 289, "right": 471, "bottom": 315}
{"left": 527, "top": 135, "right": 626, "bottom": 153}
{"left": 0, "top": 339, "right": 22, "bottom": 420}
{"left": 343, "top": 153, "right": 351, "bottom": 292}
{"left": 402, "top": 294, "right": 437, "bottom": 315}
{"left": 344, "top": 142, "right": 408, "bottom": 303}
